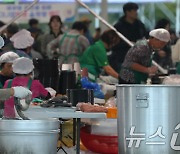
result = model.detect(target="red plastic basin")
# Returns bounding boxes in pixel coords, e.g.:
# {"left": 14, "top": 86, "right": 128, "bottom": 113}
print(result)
{"left": 80, "top": 126, "right": 118, "bottom": 154}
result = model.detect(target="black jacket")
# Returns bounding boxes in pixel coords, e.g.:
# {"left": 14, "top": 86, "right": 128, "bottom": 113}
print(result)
{"left": 109, "top": 16, "right": 147, "bottom": 71}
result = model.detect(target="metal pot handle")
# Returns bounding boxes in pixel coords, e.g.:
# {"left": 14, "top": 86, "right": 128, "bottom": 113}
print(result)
{"left": 136, "top": 93, "right": 149, "bottom": 108}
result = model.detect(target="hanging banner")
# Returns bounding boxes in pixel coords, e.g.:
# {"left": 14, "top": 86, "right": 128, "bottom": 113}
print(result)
{"left": 0, "top": 2, "right": 77, "bottom": 23}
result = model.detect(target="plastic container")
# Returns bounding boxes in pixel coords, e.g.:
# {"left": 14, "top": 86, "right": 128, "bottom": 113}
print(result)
{"left": 105, "top": 97, "right": 116, "bottom": 107}
{"left": 106, "top": 107, "right": 117, "bottom": 118}
{"left": 80, "top": 126, "right": 118, "bottom": 154}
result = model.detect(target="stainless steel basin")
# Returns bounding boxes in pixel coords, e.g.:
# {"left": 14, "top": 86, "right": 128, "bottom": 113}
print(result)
{"left": 0, "top": 118, "right": 60, "bottom": 154}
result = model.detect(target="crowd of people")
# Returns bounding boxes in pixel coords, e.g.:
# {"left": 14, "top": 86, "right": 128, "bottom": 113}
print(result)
{"left": 0, "top": 2, "right": 179, "bottom": 116}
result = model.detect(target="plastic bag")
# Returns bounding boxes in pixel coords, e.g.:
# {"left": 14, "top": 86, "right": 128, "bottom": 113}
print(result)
{"left": 163, "top": 75, "right": 180, "bottom": 84}
{"left": 105, "top": 97, "right": 116, "bottom": 107}
{"left": 81, "top": 77, "right": 104, "bottom": 99}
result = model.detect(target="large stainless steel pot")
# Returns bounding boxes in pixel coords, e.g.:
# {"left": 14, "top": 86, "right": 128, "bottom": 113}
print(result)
{"left": 117, "top": 85, "right": 180, "bottom": 154}
{"left": 0, "top": 118, "right": 60, "bottom": 154}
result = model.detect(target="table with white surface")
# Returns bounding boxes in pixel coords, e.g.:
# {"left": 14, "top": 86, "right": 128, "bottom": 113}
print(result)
{"left": 24, "top": 106, "right": 106, "bottom": 154}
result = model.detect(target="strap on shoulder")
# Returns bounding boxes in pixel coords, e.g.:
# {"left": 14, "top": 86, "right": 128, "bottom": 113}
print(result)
{"left": 7, "top": 79, "right": 13, "bottom": 88}
{"left": 27, "top": 78, "right": 32, "bottom": 89}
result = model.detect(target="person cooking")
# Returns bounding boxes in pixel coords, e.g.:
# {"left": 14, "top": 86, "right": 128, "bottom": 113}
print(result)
{"left": 119, "top": 28, "right": 170, "bottom": 84}
{"left": 80, "top": 29, "right": 120, "bottom": 81}
{"left": 0, "top": 52, "right": 19, "bottom": 88}
{"left": 3, "top": 57, "right": 51, "bottom": 118}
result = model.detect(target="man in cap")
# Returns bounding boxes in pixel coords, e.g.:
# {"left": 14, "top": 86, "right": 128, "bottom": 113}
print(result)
{"left": 0, "top": 52, "right": 19, "bottom": 88}
{"left": 119, "top": 28, "right": 170, "bottom": 84}
{"left": 109, "top": 2, "right": 147, "bottom": 72}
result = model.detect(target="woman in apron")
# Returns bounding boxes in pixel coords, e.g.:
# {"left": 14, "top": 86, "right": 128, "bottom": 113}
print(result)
{"left": 3, "top": 57, "right": 51, "bottom": 118}
{"left": 47, "top": 21, "right": 89, "bottom": 65}
{"left": 119, "top": 28, "right": 170, "bottom": 84}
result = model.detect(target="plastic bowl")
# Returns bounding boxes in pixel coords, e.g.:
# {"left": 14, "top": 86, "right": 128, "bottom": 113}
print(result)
{"left": 80, "top": 126, "right": 118, "bottom": 154}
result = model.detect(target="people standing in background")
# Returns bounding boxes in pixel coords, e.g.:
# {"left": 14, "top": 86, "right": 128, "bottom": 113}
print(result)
{"left": 41, "top": 15, "right": 63, "bottom": 58}
{"left": 109, "top": 2, "right": 147, "bottom": 72}
{"left": 28, "top": 18, "right": 43, "bottom": 55}
{"left": 2, "top": 23, "right": 19, "bottom": 52}
{"left": 153, "top": 18, "right": 173, "bottom": 68}
{"left": 0, "top": 52, "right": 19, "bottom": 88}
{"left": 93, "top": 27, "right": 101, "bottom": 42}
{"left": 47, "top": 21, "right": 89, "bottom": 65}
{"left": 80, "top": 16, "right": 94, "bottom": 45}
{"left": 28, "top": 28, "right": 43, "bottom": 59}
{"left": 28, "top": 18, "right": 43, "bottom": 35}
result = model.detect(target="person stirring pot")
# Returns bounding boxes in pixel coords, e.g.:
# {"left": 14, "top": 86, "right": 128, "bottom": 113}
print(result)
{"left": 119, "top": 28, "right": 170, "bottom": 84}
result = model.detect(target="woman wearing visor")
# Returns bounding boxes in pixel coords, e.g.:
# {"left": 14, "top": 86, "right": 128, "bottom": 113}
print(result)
{"left": 119, "top": 28, "right": 170, "bottom": 84}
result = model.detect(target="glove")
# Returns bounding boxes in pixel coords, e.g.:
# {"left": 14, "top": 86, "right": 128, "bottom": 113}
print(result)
{"left": 81, "top": 77, "right": 104, "bottom": 99}
{"left": 13, "top": 86, "right": 32, "bottom": 99}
